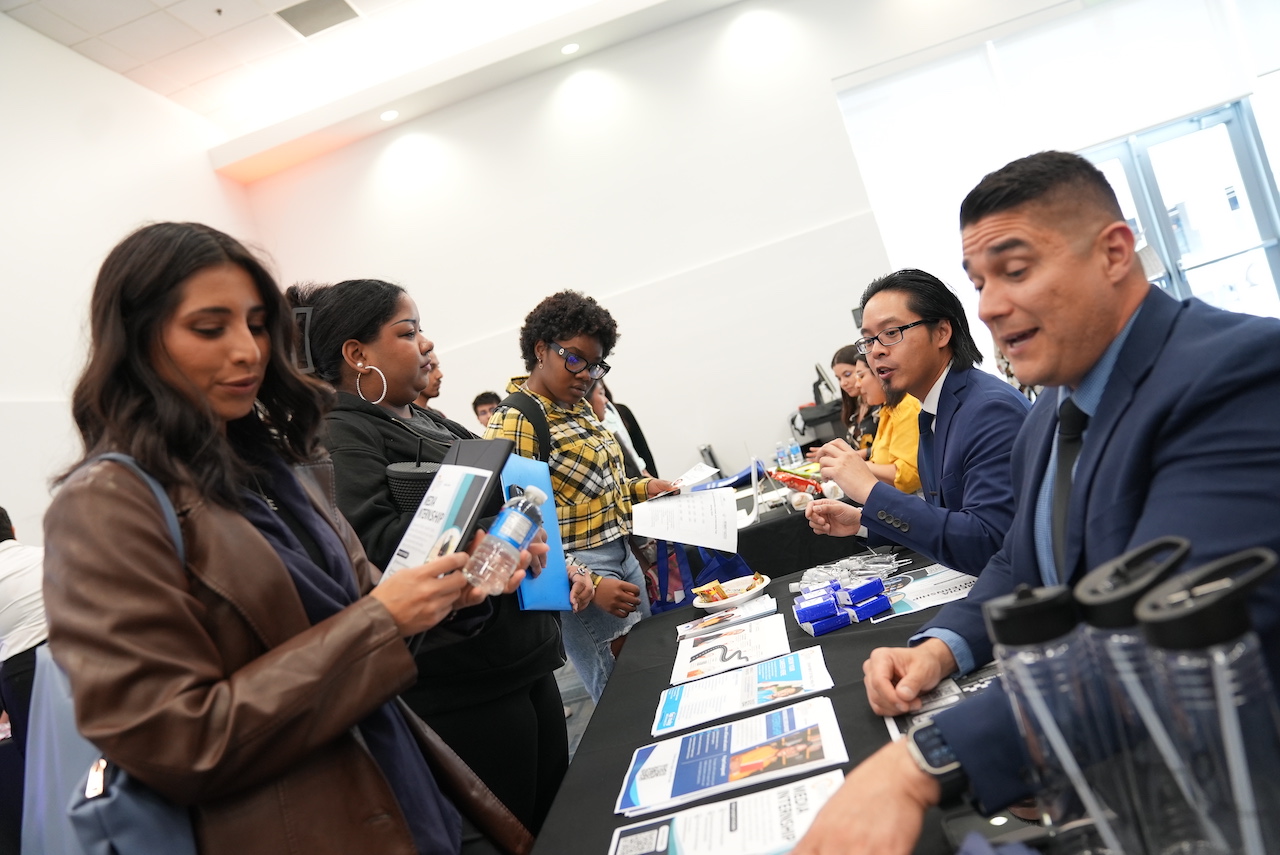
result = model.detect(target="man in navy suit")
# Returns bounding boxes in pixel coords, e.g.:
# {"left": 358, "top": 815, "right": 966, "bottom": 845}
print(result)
{"left": 806, "top": 269, "right": 1030, "bottom": 576}
{"left": 794, "top": 151, "right": 1280, "bottom": 855}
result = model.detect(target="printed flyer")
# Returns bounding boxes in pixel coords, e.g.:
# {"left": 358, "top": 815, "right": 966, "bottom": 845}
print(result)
{"left": 674, "top": 596, "right": 778, "bottom": 641}
{"left": 383, "top": 464, "right": 491, "bottom": 579}
{"left": 869, "top": 563, "right": 976, "bottom": 622}
{"left": 605, "top": 770, "right": 845, "bottom": 855}
{"left": 616, "top": 697, "right": 848, "bottom": 818}
{"left": 883, "top": 661, "right": 1002, "bottom": 740}
{"left": 669, "top": 614, "right": 791, "bottom": 686}
{"left": 652, "top": 647, "right": 834, "bottom": 737}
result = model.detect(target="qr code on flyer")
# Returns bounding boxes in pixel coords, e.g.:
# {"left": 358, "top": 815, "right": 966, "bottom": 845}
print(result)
{"left": 637, "top": 764, "right": 668, "bottom": 781}
{"left": 616, "top": 830, "right": 658, "bottom": 855}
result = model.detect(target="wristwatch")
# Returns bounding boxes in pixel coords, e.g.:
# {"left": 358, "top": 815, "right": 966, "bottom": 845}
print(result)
{"left": 904, "top": 720, "right": 968, "bottom": 806}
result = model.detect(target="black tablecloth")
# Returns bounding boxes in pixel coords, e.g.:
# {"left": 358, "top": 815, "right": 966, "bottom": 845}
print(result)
{"left": 533, "top": 561, "right": 954, "bottom": 855}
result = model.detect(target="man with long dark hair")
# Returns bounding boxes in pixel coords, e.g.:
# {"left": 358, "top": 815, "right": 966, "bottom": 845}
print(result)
{"left": 807, "top": 269, "right": 1030, "bottom": 576}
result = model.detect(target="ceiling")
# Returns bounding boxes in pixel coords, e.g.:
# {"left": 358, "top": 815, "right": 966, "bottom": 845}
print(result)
{"left": 4, "top": 0, "right": 738, "bottom": 181}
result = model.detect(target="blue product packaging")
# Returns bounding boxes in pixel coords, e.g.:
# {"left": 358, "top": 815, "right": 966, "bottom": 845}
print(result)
{"left": 799, "top": 579, "right": 841, "bottom": 596}
{"left": 849, "top": 594, "right": 892, "bottom": 622}
{"left": 845, "top": 576, "right": 886, "bottom": 602}
{"left": 800, "top": 609, "right": 853, "bottom": 637}
{"left": 793, "top": 595, "right": 840, "bottom": 623}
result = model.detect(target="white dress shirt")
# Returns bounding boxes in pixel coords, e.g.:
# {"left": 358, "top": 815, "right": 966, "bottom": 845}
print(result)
{"left": 0, "top": 539, "right": 47, "bottom": 661}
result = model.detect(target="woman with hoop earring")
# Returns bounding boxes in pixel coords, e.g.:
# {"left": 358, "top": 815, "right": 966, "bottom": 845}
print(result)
{"left": 288, "top": 280, "right": 593, "bottom": 837}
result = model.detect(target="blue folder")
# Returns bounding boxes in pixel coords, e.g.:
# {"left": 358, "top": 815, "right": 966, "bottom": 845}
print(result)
{"left": 500, "top": 455, "right": 572, "bottom": 611}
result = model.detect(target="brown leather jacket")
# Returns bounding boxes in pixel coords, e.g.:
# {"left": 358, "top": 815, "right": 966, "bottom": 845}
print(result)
{"left": 42, "top": 458, "right": 465, "bottom": 855}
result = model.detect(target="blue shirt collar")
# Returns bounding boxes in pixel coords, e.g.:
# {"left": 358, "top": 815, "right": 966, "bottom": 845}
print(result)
{"left": 1058, "top": 306, "right": 1142, "bottom": 418}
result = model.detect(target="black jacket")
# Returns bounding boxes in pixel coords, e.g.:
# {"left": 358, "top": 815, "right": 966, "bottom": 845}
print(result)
{"left": 322, "top": 392, "right": 563, "bottom": 714}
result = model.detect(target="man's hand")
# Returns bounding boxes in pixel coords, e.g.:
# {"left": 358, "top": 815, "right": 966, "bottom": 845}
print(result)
{"left": 595, "top": 576, "right": 641, "bottom": 618}
{"left": 792, "top": 740, "right": 939, "bottom": 855}
{"left": 805, "top": 498, "right": 863, "bottom": 537}
{"left": 862, "top": 638, "right": 958, "bottom": 715}
{"left": 815, "top": 439, "right": 879, "bottom": 503}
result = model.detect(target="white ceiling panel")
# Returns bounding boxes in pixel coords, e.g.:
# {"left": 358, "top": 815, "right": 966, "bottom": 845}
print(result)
{"left": 348, "top": 0, "right": 407, "bottom": 14}
{"left": 167, "top": 0, "right": 263, "bottom": 37}
{"left": 41, "top": 0, "right": 157, "bottom": 33}
{"left": 146, "top": 33, "right": 240, "bottom": 86}
{"left": 167, "top": 83, "right": 221, "bottom": 114}
{"left": 209, "top": 14, "right": 298, "bottom": 63}
{"left": 99, "top": 10, "right": 202, "bottom": 62}
{"left": 71, "top": 36, "right": 144, "bottom": 72}
{"left": 124, "top": 59, "right": 188, "bottom": 94}
{"left": 0, "top": 0, "right": 33, "bottom": 12}
{"left": 7, "top": 3, "right": 89, "bottom": 44}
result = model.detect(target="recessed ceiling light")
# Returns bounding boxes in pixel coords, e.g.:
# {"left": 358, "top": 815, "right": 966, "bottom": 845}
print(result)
{"left": 380, "top": 110, "right": 399, "bottom": 122}
{"left": 989, "top": 817, "right": 1009, "bottom": 827}
{"left": 561, "top": 43, "right": 580, "bottom": 55}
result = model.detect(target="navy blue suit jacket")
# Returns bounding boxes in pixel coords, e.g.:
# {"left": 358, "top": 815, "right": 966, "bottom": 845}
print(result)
{"left": 863, "top": 366, "right": 1030, "bottom": 575}
{"left": 930, "top": 287, "right": 1280, "bottom": 812}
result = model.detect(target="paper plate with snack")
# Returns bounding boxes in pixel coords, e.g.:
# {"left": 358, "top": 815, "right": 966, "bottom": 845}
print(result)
{"left": 691, "top": 572, "right": 772, "bottom": 612}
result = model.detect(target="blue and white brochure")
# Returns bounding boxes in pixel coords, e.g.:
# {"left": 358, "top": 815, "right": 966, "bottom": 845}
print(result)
{"left": 606, "top": 770, "right": 845, "bottom": 855}
{"left": 652, "top": 647, "right": 834, "bottom": 737}
{"left": 615, "top": 697, "right": 848, "bottom": 818}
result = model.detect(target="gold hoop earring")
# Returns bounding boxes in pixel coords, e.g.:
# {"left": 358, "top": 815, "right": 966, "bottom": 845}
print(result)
{"left": 356, "top": 365, "right": 387, "bottom": 405}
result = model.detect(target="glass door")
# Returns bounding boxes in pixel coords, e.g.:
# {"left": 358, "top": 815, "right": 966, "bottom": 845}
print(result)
{"left": 1084, "top": 102, "right": 1280, "bottom": 318}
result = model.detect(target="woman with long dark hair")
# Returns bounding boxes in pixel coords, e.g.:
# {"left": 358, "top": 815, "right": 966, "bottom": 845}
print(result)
{"left": 287, "top": 279, "right": 593, "bottom": 835}
{"left": 41, "top": 223, "right": 535, "bottom": 855}
{"left": 829, "top": 345, "right": 867, "bottom": 448}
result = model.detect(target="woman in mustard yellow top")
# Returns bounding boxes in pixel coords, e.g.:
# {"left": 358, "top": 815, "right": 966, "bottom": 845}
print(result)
{"left": 862, "top": 362, "right": 921, "bottom": 495}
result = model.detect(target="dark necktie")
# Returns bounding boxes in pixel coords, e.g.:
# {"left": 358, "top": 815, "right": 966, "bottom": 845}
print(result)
{"left": 1052, "top": 398, "right": 1090, "bottom": 577}
{"left": 918, "top": 411, "right": 936, "bottom": 503}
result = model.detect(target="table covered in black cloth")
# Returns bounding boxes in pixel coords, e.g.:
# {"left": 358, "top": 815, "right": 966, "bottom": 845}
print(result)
{"left": 532, "top": 559, "right": 958, "bottom": 855}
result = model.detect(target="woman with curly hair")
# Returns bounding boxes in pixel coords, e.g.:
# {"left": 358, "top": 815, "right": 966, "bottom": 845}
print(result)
{"left": 485, "top": 291, "right": 673, "bottom": 701}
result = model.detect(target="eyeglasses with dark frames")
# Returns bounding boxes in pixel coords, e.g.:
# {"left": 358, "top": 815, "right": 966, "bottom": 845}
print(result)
{"left": 855, "top": 319, "right": 938, "bottom": 355}
{"left": 548, "top": 342, "right": 611, "bottom": 379}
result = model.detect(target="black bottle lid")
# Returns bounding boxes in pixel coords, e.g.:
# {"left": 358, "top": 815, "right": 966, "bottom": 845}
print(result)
{"left": 1137, "top": 548, "right": 1277, "bottom": 651}
{"left": 983, "top": 584, "right": 1078, "bottom": 647}
{"left": 1074, "top": 537, "right": 1191, "bottom": 629}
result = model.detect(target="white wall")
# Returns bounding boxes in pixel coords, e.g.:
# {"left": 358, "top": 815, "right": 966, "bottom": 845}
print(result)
{"left": 0, "top": 14, "right": 258, "bottom": 544}
{"left": 247, "top": 0, "right": 1063, "bottom": 479}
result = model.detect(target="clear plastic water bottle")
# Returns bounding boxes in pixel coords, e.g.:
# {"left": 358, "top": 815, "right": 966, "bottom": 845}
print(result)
{"left": 775, "top": 441, "right": 788, "bottom": 469}
{"left": 462, "top": 486, "right": 546, "bottom": 594}
{"left": 1075, "top": 536, "right": 1227, "bottom": 855}
{"left": 984, "top": 585, "right": 1130, "bottom": 855}
{"left": 1138, "top": 548, "right": 1280, "bottom": 855}
{"left": 788, "top": 437, "right": 803, "bottom": 466}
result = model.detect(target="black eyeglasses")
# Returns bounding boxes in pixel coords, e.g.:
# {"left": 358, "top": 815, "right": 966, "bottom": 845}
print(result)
{"left": 855, "top": 319, "right": 937, "bottom": 355}
{"left": 548, "top": 342, "right": 611, "bottom": 379}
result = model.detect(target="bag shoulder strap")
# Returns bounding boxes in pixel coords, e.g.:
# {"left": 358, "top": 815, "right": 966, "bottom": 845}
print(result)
{"left": 499, "top": 391, "right": 552, "bottom": 464}
{"left": 85, "top": 452, "right": 186, "bottom": 566}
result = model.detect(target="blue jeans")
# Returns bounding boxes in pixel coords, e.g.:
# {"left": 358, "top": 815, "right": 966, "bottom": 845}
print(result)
{"left": 562, "top": 538, "right": 651, "bottom": 702}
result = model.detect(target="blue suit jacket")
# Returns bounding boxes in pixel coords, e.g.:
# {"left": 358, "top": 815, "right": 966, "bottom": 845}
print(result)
{"left": 863, "top": 366, "right": 1030, "bottom": 575}
{"left": 930, "top": 287, "right": 1280, "bottom": 812}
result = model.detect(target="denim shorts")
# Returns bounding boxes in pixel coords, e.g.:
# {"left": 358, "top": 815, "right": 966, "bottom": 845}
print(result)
{"left": 562, "top": 538, "right": 651, "bottom": 702}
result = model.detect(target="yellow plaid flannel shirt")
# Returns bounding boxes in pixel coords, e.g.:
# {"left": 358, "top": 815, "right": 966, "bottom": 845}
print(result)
{"left": 484, "top": 378, "right": 651, "bottom": 551}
